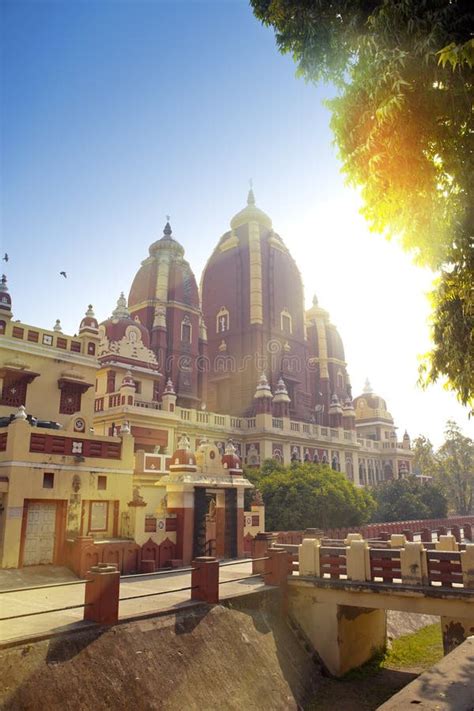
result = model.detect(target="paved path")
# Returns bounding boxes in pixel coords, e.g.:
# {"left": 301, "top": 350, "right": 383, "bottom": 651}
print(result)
{"left": 0, "top": 561, "right": 265, "bottom": 644}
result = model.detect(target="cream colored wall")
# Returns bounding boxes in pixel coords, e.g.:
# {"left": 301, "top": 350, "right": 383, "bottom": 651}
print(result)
{"left": 288, "top": 587, "right": 386, "bottom": 676}
{"left": 0, "top": 324, "right": 97, "bottom": 426}
{"left": 0, "top": 419, "right": 135, "bottom": 568}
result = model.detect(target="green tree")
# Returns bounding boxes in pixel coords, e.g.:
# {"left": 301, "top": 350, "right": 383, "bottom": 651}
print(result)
{"left": 412, "top": 435, "right": 437, "bottom": 478}
{"left": 372, "top": 477, "right": 448, "bottom": 522}
{"left": 254, "top": 460, "right": 375, "bottom": 530}
{"left": 251, "top": 0, "right": 473, "bottom": 409}
{"left": 435, "top": 420, "right": 474, "bottom": 514}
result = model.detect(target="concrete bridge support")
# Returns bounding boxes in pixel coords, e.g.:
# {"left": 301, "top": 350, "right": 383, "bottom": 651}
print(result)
{"left": 289, "top": 589, "right": 386, "bottom": 676}
{"left": 441, "top": 616, "right": 474, "bottom": 653}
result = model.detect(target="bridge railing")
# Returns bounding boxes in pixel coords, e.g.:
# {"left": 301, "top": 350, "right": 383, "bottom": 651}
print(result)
{"left": 297, "top": 536, "right": 474, "bottom": 591}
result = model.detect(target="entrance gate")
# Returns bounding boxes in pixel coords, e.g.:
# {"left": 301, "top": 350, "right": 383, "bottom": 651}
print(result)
{"left": 22, "top": 502, "right": 57, "bottom": 565}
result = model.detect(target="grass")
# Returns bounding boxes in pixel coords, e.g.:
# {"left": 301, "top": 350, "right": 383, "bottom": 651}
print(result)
{"left": 384, "top": 623, "right": 443, "bottom": 670}
{"left": 306, "top": 624, "right": 444, "bottom": 710}
{"left": 344, "top": 623, "right": 443, "bottom": 679}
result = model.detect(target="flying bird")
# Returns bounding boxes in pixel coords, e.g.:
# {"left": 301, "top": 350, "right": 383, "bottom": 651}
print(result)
{"left": 59, "top": 271, "right": 67, "bottom": 279}
{"left": 2, "top": 254, "right": 8, "bottom": 262}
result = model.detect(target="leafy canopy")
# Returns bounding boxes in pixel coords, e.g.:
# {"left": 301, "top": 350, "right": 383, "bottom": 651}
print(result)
{"left": 435, "top": 419, "right": 474, "bottom": 515}
{"left": 251, "top": 0, "right": 473, "bottom": 408}
{"left": 371, "top": 477, "right": 448, "bottom": 522}
{"left": 247, "top": 459, "right": 375, "bottom": 530}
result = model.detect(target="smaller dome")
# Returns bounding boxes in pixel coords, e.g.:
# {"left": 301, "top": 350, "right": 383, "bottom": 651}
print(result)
{"left": 254, "top": 373, "right": 273, "bottom": 399}
{"left": 0, "top": 274, "right": 12, "bottom": 311}
{"left": 230, "top": 189, "right": 272, "bottom": 230}
{"left": 121, "top": 370, "right": 135, "bottom": 388}
{"left": 79, "top": 305, "right": 99, "bottom": 333}
{"left": 329, "top": 393, "right": 343, "bottom": 414}
{"left": 273, "top": 377, "right": 291, "bottom": 403}
{"left": 148, "top": 221, "right": 185, "bottom": 258}
{"left": 222, "top": 440, "right": 241, "bottom": 470}
{"left": 102, "top": 293, "right": 150, "bottom": 347}
{"left": 163, "top": 378, "right": 176, "bottom": 395}
{"left": 171, "top": 433, "right": 196, "bottom": 466}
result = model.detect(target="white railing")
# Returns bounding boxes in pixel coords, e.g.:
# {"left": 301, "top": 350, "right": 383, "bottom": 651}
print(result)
{"left": 290, "top": 422, "right": 300, "bottom": 432}
{"left": 272, "top": 418, "right": 284, "bottom": 429}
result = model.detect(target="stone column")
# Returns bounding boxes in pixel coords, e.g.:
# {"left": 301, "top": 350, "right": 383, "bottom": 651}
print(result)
{"left": 191, "top": 556, "right": 219, "bottom": 604}
{"left": 84, "top": 563, "right": 120, "bottom": 625}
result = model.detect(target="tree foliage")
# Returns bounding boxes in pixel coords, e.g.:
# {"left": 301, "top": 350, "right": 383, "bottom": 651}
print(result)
{"left": 371, "top": 477, "right": 448, "bottom": 522}
{"left": 249, "top": 459, "right": 375, "bottom": 530}
{"left": 251, "top": 0, "right": 473, "bottom": 408}
{"left": 412, "top": 434, "right": 437, "bottom": 477}
{"left": 435, "top": 419, "right": 474, "bottom": 514}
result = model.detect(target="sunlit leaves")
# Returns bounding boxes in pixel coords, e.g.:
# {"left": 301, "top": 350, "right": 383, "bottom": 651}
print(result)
{"left": 251, "top": 0, "right": 473, "bottom": 407}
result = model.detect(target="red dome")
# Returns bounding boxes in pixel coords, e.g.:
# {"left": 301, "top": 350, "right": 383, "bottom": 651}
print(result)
{"left": 172, "top": 448, "right": 196, "bottom": 466}
{"left": 79, "top": 305, "right": 99, "bottom": 333}
{"left": 171, "top": 434, "right": 196, "bottom": 466}
{"left": 102, "top": 316, "right": 150, "bottom": 348}
{"left": 101, "top": 293, "right": 151, "bottom": 348}
{"left": 221, "top": 442, "right": 241, "bottom": 470}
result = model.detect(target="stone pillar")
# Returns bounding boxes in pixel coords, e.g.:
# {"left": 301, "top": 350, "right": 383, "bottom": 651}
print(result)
{"left": 299, "top": 538, "right": 321, "bottom": 577}
{"left": 346, "top": 540, "right": 371, "bottom": 582}
{"left": 252, "top": 532, "right": 278, "bottom": 574}
{"left": 463, "top": 523, "right": 473, "bottom": 541}
{"left": 420, "top": 528, "right": 432, "bottom": 543}
{"left": 390, "top": 534, "right": 406, "bottom": 548}
{"left": 400, "top": 542, "right": 428, "bottom": 585}
{"left": 191, "top": 556, "right": 219, "bottom": 604}
{"left": 84, "top": 563, "right": 120, "bottom": 625}
{"left": 436, "top": 535, "right": 458, "bottom": 551}
{"left": 451, "top": 525, "right": 461, "bottom": 543}
{"left": 264, "top": 548, "right": 289, "bottom": 587}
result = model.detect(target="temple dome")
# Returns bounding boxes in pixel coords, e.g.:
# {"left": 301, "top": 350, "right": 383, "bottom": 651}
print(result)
{"left": 128, "top": 221, "right": 200, "bottom": 315}
{"left": 171, "top": 434, "right": 196, "bottom": 466}
{"left": 353, "top": 381, "right": 393, "bottom": 423}
{"left": 221, "top": 441, "right": 241, "bottom": 470}
{"left": 230, "top": 189, "right": 272, "bottom": 230}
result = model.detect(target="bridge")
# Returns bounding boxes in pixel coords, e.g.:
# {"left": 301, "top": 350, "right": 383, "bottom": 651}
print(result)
{"left": 282, "top": 532, "right": 474, "bottom": 676}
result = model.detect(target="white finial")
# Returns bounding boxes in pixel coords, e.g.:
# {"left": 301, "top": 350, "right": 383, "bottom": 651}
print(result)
{"left": 53, "top": 319, "right": 62, "bottom": 332}
{"left": 164, "top": 377, "right": 175, "bottom": 394}
{"left": 112, "top": 292, "right": 130, "bottom": 320}
{"left": 177, "top": 433, "right": 191, "bottom": 450}
{"left": 85, "top": 304, "right": 95, "bottom": 317}
{"left": 363, "top": 378, "right": 373, "bottom": 394}
{"left": 14, "top": 405, "right": 27, "bottom": 421}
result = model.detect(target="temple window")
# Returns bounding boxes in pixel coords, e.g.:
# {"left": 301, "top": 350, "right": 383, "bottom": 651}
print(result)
{"left": 0, "top": 321, "right": 6, "bottom": 334}
{"left": 59, "top": 385, "right": 82, "bottom": 415}
{"left": 133, "top": 380, "right": 142, "bottom": 395}
{"left": 106, "top": 371, "right": 116, "bottom": 394}
{"left": 0, "top": 375, "right": 28, "bottom": 407}
{"left": 181, "top": 315, "right": 192, "bottom": 343}
{"left": 337, "top": 370, "right": 344, "bottom": 389}
{"left": 280, "top": 308, "right": 292, "bottom": 334}
{"left": 87, "top": 342, "right": 96, "bottom": 355}
{"left": 153, "top": 380, "right": 160, "bottom": 401}
{"left": 216, "top": 307, "right": 230, "bottom": 333}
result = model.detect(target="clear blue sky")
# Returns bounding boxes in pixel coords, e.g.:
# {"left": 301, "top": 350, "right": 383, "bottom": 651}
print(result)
{"left": 1, "top": 0, "right": 472, "bottom": 446}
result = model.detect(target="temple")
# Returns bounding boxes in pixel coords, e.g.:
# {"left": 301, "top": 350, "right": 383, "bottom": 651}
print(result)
{"left": 0, "top": 193, "right": 413, "bottom": 570}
